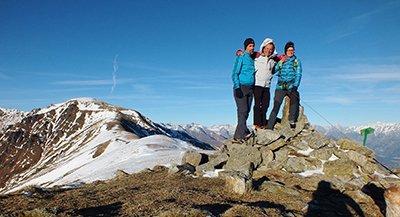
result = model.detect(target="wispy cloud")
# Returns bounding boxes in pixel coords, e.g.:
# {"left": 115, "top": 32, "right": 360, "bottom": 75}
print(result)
{"left": 53, "top": 80, "right": 114, "bottom": 85}
{"left": 0, "top": 72, "right": 12, "bottom": 80}
{"left": 327, "top": 2, "right": 400, "bottom": 42}
{"left": 309, "top": 63, "right": 400, "bottom": 82}
{"left": 111, "top": 54, "right": 119, "bottom": 93}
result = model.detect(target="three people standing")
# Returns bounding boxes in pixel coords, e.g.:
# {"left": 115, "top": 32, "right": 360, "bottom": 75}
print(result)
{"left": 231, "top": 39, "right": 302, "bottom": 140}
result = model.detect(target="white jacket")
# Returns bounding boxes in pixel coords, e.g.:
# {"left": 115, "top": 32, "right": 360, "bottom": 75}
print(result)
{"left": 254, "top": 38, "right": 278, "bottom": 88}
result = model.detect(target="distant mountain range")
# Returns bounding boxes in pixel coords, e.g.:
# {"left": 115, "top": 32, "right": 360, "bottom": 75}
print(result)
{"left": 1, "top": 99, "right": 399, "bottom": 194}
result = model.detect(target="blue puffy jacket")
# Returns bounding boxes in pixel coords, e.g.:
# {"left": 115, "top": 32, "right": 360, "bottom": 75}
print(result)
{"left": 231, "top": 52, "right": 255, "bottom": 89}
{"left": 275, "top": 55, "right": 302, "bottom": 90}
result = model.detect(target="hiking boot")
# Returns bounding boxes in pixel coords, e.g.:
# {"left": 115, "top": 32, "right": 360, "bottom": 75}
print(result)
{"left": 245, "top": 131, "right": 255, "bottom": 140}
{"left": 254, "top": 125, "right": 262, "bottom": 131}
{"left": 232, "top": 138, "right": 244, "bottom": 144}
{"left": 289, "top": 121, "right": 296, "bottom": 128}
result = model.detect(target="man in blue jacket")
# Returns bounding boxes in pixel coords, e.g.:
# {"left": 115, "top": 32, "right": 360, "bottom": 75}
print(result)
{"left": 232, "top": 38, "right": 255, "bottom": 142}
{"left": 267, "top": 41, "right": 302, "bottom": 130}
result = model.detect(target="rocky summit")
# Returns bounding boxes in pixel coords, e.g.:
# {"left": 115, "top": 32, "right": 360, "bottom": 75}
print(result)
{"left": 171, "top": 98, "right": 400, "bottom": 216}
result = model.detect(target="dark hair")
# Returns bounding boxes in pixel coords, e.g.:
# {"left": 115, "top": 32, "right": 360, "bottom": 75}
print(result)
{"left": 244, "top": 38, "right": 255, "bottom": 49}
{"left": 284, "top": 41, "right": 295, "bottom": 54}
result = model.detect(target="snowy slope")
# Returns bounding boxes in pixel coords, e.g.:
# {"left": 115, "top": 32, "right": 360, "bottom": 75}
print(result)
{"left": 0, "top": 108, "right": 29, "bottom": 134}
{"left": 0, "top": 98, "right": 213, "bottom": 194}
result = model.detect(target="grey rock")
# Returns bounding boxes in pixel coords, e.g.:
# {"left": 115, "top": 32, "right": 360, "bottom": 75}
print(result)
{"left": 337, "top": 137, "right": 362, "bottom": 150}
{"left": 323, "top": 158, "right": 357, "bottom": 177}
{"left": 288, "top": 140, "right": 309, "bottom": 151}
{"left": 304, "top": 131, "right": 329, "bottom": 149}
{"left": 115, "top": 169, "right": 129, "bottom": 178}
{"left": 274, "top": 147, "right": 290, "bottom": 162}
{"left": 344, "top": 176, "right": 369, "bottom": 190}
{"left": 182, "top": 150, "right": 206, "bottom": 167}
{"left": 255, "top": 129, "right": 281, "bottom": 145}
{"left": 354, "top": 146, "right": 375, "bottom": 157}
{"left": 259, "top": 148, "right": 274, "bottom": 165}
{"left": 225, "top": 174, "right": 253, "bottom": 195}
{"left": 196, "top": 152, "right": 229, "bottom": 173}
{"left": 347, "top": 150, "right": 368, "bottom": 167}
{"left": 280, "top": 123, "right": 296, "bottom": 141}
{"left": 284, "top": 157, "right": 322, "bottom": 173}
{"left": 259, "top": 180, "right": 300, "bottom": 196}
{"left": 168, "top": 163, "right": 195, "bottom": 176}
{"left": 224, "top": 144, "right": 262, "bottom": 169}
{"left": 260, "top": 138, "right": 287, "bottom": 151}
{"left": 310, "top": 147, "right": 334, "bottom": 160}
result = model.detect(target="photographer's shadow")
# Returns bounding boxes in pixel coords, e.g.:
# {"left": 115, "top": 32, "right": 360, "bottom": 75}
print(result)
{"left": 305, "top": 181, "right": 365, "bottom": 217}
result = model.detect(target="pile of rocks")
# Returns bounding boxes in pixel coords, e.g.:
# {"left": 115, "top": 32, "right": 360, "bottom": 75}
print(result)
{"left": 170, "top": 98, "right": 400, "bottom": 198}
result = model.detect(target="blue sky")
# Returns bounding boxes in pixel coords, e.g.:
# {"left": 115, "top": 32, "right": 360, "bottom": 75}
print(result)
{"left": 1, "top": 0, "right": 400, "bottom": 127}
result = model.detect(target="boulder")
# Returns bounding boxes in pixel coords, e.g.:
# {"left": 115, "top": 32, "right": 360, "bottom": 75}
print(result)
{"left": 260, "top": 138, "right": 286, "bottom": 151}
{"left": 304, "top": 131, "right": 329, "bottom": 149}
{"left": 195, "top": 152, "right": 229, "bottom": 175}
{"left": 259, "top": 148, "right": 274, "bottom": 165}
{"left": 224, "top": 144, "right": 262, "bottom": 170}
{"left": 279, "top": 123, "right": 296, "bottom": 141}
{"left": 347, "top": 150, "right": 368, "bottom": 167}
{"left": 309, "top": 147, "right": 334, "bottom": 160}
{"left": 284, "top": 157, "right": 322, "bottom": 173}
{"left": 225, "top": 174, "right": 253, "bottom": 195}
{"left": 354, "top": 146, "right": 375, "bottom": 157}
{"left": 115, "top": 169, "right": 129, "bottom": 178}
{"left": 255, "top": 129, "right": 281, "bottom": 145}
{"left": 323, "top": 158, "right": 357, "bottom": 177}
{"left": 274, "top": 147, "right": 290, "bottom": 163}
{"left": 259, "top": 180, "right": 300, "bottom": 196}
{"left": 169, "top": 163, "right": 195, "bottom": 176}
{"left": 288, "top": 140, "right": 309, "bottom": 151}
{"left": 182, "top": 150, "right": 207, "bottom": 167}
{"left": 337, "top": 137, "right": 362, "bottom": 150}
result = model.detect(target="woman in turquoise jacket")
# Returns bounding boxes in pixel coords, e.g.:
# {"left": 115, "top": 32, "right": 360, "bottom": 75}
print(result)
{"left": 266, "top": 41, "right": 302, "bottom": 130}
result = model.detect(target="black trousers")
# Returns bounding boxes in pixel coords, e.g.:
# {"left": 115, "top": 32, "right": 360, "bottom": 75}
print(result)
{"left": 266, "top": 88, "right": 300, "bottom": 129}
{"left": 233, "top": 85, "right": 253, "bottom": 140}
{"left": 253, "top": 86, "right": 270, "bottom": 127}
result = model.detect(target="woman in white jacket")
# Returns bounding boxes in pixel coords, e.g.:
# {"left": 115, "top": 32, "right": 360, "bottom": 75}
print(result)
{"left": 253, "top": 38, "right": 280, "bottom": 130}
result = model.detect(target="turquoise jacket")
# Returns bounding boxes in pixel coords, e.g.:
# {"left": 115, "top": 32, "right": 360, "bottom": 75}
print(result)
{"left": 231, "top": 52, "right": 255, "bottom": 89}
{"left": 275, "top": 55, "right": 302, "bottom": 90}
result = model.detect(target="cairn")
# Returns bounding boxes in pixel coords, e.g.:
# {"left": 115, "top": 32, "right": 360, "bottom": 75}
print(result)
{"left": 170, "top": 97, "right": 400, "bottom": 207}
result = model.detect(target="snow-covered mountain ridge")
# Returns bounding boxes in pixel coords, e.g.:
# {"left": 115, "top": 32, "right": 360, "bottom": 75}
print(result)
{"left": 0, "top": 98, "right": 213, "bottom": 194}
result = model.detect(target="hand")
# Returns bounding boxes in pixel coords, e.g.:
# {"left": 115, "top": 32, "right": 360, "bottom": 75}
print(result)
{"left": 235, "top": 88, "right": 244, "bottom": 98}
{"left": 281, "top": 54, "right": 287, "bottom": 63}
{"left": 236, "top": 49, "right": 244, "bottom": 56}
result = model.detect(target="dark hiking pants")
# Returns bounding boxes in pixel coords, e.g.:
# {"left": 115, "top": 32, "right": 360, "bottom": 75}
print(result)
{"left": 233, "top": 85, "right": 253, "bottom": 140}
{"left": 266, "top": 88, "right": 299, "bottom": 130}
{"left": 253, "top": 86, "right": 270, "bottom": 127}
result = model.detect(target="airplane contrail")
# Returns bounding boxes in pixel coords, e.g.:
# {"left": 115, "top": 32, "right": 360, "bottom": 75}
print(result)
{"left": 111, "top": 54, "right": 119, "bottom": 93}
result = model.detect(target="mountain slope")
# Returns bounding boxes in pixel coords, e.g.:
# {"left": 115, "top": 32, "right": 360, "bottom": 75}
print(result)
{"left": 0, "top": 108, "right": 29, "bottom": 134}
{"left": 0, "top": 98, "right": 213, "bottom": 194}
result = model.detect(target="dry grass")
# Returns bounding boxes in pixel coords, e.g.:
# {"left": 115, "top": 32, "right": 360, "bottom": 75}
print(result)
{"left": 0, "top": 166, "right": 384, "bottom": 217}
